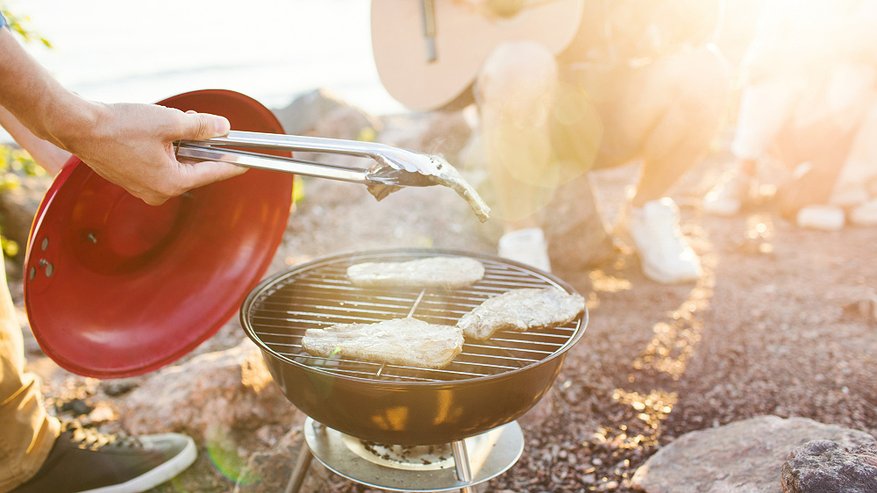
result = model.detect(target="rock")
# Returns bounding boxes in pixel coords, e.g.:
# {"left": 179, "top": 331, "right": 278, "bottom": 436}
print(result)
{"left": 273, "top": 88, "right": 381, "bottom": 140}
{"left": 0, "top": 174, "right": 51, "bottom": 260}
{"left": 519, "top": 390, "right": 555, "bottom": 429}
{"left": 542, "top": 173, "right": 615, "bottom": 271}
{"left": 380, "top": 111, "right": 472, "bottom": 160}
{"left": 781, "top": 439, "right": 877, "bottom": 493}
{"left": 233, "top": 427, "right": 328, "bottom": 493}
{"left": 841, "top": 293, "right": 877, "bottom": 324}
{"left": 631, "top": 416, "right": 877, "bottom": 493}
{"left": 59, "top": 397, "right": 94, "bottom": 416}
{"left": 120, "top": 339, "right": 297, "bottom": 441}
{"left": 100, "top": 377, "right": 142, "bottom": 397}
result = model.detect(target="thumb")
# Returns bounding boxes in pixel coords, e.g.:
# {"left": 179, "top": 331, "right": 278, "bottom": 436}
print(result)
{"left": 176, "top": 111, "right": 231, "bottom": 141}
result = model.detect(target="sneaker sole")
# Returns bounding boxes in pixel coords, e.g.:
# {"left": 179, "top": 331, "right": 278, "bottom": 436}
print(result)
{"left": 77, "top": 435, "right": 197, "bottom": 493}
{"left": 642, "top": 261, "right": 701, "bottom": 285}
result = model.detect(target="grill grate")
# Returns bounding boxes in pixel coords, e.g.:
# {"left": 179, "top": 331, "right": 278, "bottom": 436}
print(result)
{"left": 243, "top": 250, "right": 585, "bottom": 384}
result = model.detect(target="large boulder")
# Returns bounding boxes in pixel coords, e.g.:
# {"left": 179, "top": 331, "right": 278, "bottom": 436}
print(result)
{"left": 631, "top": 416, "right": 877, "bottom": 493}
{"left": 542, "top": 173, "right": 615, "bottom": 270}
{"left": 273, "top": 88, "right": 381, "bottom": 141}
{"left": 119, "top": 339, "right": 297, "bottom": 441}
{"left": 781, "top": 439, "right": 877, "bottom": 493}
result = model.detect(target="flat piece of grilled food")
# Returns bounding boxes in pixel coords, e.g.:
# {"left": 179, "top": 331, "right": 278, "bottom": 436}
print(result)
{"left": 458, "top": 288, "right": 585, "bottom": 340}
{"left": 301, "top": 318, "right": 464, "bottom": 369}
{"left": 346, "top": 256, "right": 485, "bottom": 289}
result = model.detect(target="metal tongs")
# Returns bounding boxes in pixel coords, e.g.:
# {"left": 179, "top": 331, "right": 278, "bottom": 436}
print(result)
{"left": 176, "top": 130, "right": 490, "bottom": 221}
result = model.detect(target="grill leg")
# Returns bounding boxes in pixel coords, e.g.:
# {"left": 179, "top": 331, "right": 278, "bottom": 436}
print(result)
{"left": 451, "top": 439, "right": 476, "bottom": 493}
{"left": 284, "top": 443, "right": 314, "bottom": 493}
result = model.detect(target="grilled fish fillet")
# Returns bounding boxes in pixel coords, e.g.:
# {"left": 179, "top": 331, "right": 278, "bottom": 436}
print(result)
{"left": 347, "top": 256, "right": 485, "bottom": 289}
{"left": 458, "top": 288, "right": 585, "bottom": 340}
{"left": 301, "top": 318, "right": 464, "bottom": 369}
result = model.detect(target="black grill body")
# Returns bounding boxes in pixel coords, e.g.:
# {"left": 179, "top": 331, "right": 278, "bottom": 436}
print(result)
{"left": 241, "top": 249, "right": 587, "bottom": 445}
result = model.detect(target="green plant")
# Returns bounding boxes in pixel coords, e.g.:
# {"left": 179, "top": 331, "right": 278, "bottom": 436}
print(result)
{"left": 0, "top": 4, "right": 52, "bottom": 47}
{"left": 0, "top": 146, "right": 44, "bottom": 258}
{"left": 0, "top": 144, "right": 45, "bottom": 180}
{"left": 0, "top": 5, "right": 50, "bottom": 259}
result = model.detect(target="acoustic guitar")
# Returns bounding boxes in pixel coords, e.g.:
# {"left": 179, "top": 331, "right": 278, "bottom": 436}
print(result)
{"left": 371, "top": 0, "right": 586, "bottom": 111}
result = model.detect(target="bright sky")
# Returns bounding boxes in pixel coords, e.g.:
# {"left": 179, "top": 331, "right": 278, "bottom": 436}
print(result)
{"left": 6, "top": 0, "right": 403, "bottom": 113}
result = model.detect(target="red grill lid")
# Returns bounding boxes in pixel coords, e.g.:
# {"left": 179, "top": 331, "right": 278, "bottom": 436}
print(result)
{"left": 23, "top": 89, "right": 293, "bottom": 378}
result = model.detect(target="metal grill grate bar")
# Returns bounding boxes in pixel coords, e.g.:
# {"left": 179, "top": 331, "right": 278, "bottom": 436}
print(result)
{"left": 253, "top": 333, "right": 545, "bottom": 369}
{"left": 251, "top": 310, "right": 573, "bottom": 339}
{"left": 256, "top": 297, "right": 581, "bottom": 329}
{"left": 273, "top": 344, "right": 516, "bottom": 378}
{"left": 245, "top": 251, "right": 584, "bottom": 384}
{"left": 251, "top": 323, "right": 573, "bottom": 349}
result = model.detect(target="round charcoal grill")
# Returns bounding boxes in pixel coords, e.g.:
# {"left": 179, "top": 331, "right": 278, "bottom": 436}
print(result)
{"left": 241, "top": 248, "right": 587, "bottom": 445}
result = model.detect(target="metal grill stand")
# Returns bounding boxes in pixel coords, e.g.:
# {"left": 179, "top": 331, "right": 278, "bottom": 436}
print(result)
{"left": 241, "top": 250, "right": 585, "bottom": 489}
{"left": 285, "top": 418, "right": 524, "bottom": 493}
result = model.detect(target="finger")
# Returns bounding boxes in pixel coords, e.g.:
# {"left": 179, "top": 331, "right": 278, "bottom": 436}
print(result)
{"left": 178, "top": 160, "right": 248, "bottom": 191}
{"left": 173, "top": 111, "right": 231, "bottom": 141}
{"left": 140, "top": 193, "right": 171, "bottom": 206}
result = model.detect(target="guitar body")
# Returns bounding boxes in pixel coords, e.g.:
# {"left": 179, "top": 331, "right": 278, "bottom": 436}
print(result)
{"left": 371, "top": 0, "right": 585, "bottom": 111}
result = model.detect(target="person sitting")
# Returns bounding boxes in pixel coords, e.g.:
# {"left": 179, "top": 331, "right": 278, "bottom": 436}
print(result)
{"left": 704, "top": 0, "right": 877, "bottom": 228}
{"left": 472, "top": 0, "right": 729, "bottom": 282}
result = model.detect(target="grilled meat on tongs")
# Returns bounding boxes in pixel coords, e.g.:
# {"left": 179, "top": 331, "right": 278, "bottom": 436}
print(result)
{"left": 175, "top": 131, "right": 490, "bottom": 221}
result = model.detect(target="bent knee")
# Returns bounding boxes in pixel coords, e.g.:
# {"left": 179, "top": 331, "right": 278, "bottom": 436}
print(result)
{"left": 476, "top": 41, "right": 558, "bottom": 110}
{"left": 674, "top": 47, "right": 730, "bottom": 106}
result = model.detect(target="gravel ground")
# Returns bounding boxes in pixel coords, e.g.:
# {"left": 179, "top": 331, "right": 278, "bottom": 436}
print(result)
{"left": 19, "top": 154, "right": 877, "bottom": 492}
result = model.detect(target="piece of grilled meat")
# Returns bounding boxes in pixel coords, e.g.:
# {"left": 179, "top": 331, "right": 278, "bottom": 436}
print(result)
{"left": 347, "top": 256, "right": 484, "bottom": 289}
{"left": 458, "top": 288, "right": 584, "bottom": 340}
{"left": 302, "top": 317, "right": 464, "bottom": 369}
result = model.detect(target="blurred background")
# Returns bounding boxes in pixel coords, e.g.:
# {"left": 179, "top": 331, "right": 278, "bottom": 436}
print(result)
{"left": 2, "top": 0, "right": 766, "bottom": 116}
{"left": 3, "top": 0, "right": 404, "bottom": 114}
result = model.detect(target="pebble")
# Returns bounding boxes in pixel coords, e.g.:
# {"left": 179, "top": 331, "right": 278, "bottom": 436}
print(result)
{"left": 59, "top": 398, "right": 94, "bottom": 416}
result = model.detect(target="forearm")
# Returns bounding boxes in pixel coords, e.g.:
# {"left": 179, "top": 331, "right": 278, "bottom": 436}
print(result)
{"left": 0, "top": 29, "right": 100, "bottom": 151}
{"left": 0, "top": 19, "right": 242, "bottom": 205}
{"left": 0, "top": 105, "right": 70, "bottom": 174}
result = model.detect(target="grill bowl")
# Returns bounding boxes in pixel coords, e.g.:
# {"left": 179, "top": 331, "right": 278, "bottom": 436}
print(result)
{"left": 241, "top": 248, "right": 587, "bottom": 445}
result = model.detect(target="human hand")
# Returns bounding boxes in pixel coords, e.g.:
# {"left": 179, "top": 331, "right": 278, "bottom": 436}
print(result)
{"left": 56, "top": 102, "right": 245, "bottom": 205}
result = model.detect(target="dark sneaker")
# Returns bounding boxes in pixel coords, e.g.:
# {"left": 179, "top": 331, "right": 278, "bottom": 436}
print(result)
{"left": 12, "top": 421, "right": 196, "bottom": 493}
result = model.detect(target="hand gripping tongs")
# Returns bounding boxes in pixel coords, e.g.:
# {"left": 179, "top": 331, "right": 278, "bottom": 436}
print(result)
{"left": 176, "top": 130, "right": 490, "bottom": 221}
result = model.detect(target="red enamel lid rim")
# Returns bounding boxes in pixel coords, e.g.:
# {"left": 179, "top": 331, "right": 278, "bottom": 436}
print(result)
{"left": 23, "top": 89, "right": 293, "bottom": 377}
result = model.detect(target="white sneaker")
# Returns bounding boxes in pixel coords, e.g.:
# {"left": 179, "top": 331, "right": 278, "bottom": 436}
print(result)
{"left": 796, "top": 205, "right": 845, "bottom": 231}
{"left": 703, "top": 170, "right": 752, "bottom": 216}
{"left": 850, "top": 199, "right": 877, "bottom": 226}
{"left": 498, "top": 228, "right": 552, "bottom": 272}
{"left": 629, "top": 198, "right": 702, "bottom": 284}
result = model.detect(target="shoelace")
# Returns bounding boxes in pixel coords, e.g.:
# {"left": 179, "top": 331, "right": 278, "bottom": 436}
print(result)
{"left": 61, "top": 421, "right": 142, "bottom": 451}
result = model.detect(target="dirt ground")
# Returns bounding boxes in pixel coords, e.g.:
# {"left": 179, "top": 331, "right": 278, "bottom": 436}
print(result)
{"left": 18, "top": 152, "right": 877, "bottom": 492}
